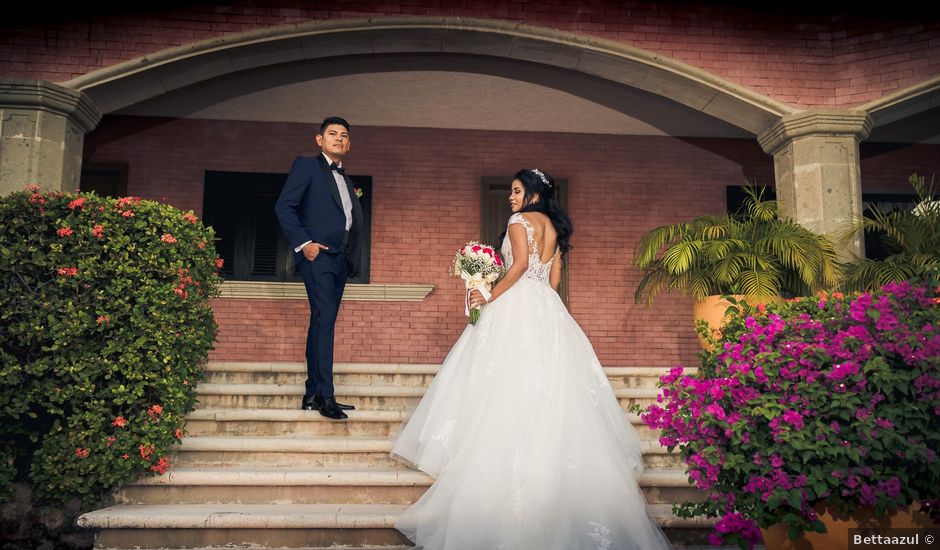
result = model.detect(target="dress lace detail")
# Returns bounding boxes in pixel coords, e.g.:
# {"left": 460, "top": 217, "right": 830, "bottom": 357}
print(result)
{"left": 588, "top": 522, "right": 613, "bottom": 550}
{"left": 432, "top": 419, "right": 456, "bottom": 449}
{"left": 502, "top": 213, "right": 554, "bottom": 283}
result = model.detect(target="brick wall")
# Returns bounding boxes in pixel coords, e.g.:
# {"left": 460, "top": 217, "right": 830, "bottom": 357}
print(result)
{"left": 2, "top": 2, "right": 937, "bottom": 109}
{"left": 84, "top": 116, "right": 784, "bottom": 367}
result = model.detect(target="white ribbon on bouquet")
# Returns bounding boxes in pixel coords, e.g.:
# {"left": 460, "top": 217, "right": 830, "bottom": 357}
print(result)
{"left": 461, "top": 271, "right": 493, "bottom": 317}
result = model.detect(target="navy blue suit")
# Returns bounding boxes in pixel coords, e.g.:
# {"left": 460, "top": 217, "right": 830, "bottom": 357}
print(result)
{"left": 274, "top": 154, "right": 364, "bottom": 398}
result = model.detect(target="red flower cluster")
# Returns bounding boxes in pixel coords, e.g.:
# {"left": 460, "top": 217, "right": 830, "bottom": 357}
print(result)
{"left": 112, "top": 415, "right": 127, "bottom": 428}
{"left": 56, "top": 226, "right": 73, "bottom": 237}
{"left": 183, "top": 213, "right": 198, "bottom": 224}
{"left": 67, "top": 197, "right": 86, "bottom": 210}
{"left": 147, "top": 404, "right": 163, "bottom": 419}
{"left": 150, "top": 456, "right": 171, "bottom": 475}
{"left": 97, "top": 315, "right": 111, "bottom": 325}
{"left": 174, "top": 428, "right": 184, "bottom": 440}
{"left": 174, "top": 268, "right": 197, "bottom": 300}
{"left": 93, "top": 225, "right": 104, "bottom": 239}
{"left": 74, "top": 447, "right": 89, "bottom": 458}
{"left": 139, "top": 444, "right": 154, "bottom": 460}
{"left": 57, "top": 267, "right": 78, "bottom": 277}
{"left": 216, "top": 258, "right": 224, "bottom": 269}
{"left": 161, "top": 233, "right": 177, "bottom": 244}
{"left": 115, "top": 196, "right": 141, "bottom": 207}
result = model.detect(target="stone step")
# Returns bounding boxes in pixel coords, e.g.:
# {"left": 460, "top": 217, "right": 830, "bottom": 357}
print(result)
{"left": 194, "top": 383, "right": 662, "bottom": 411}
{"left": 77, "top": 503, "right": 716, "bottom": 549}
{"left": 202, "top": 362, "right": 679, "bottom": 389}
{"left": 174, "top": 436, "right": 405, "bottom": 469}
{"left": 183, "top": 408, "right": 662, "bottom": 440}
{"left": 204, "top": 363, "right": 440, "bottom": 387}
{"left": 172, "top": 436, "right": 684, "bottom": 470}
{"left": 114, "top": 467, "right": 702, "bottom": 506}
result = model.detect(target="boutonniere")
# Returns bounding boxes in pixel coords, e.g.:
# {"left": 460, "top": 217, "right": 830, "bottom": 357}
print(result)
{"left": 354, "top": 187, "right": 364, "bottom": 199}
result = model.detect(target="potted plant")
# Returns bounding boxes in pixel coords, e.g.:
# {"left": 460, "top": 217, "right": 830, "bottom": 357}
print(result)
{"left": 633, "top": 187, "right": 842, "bottom": 346}
{"left": 839, "top": 173, "right": 939, "bottom": 291}
{"left": 638, "top": 274, "right": 940, "bottom": 549}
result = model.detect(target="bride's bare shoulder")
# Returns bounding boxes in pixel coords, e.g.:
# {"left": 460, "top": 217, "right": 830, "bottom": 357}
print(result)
{"left": 521, "top": 211, "right": 550, "bottom": 225}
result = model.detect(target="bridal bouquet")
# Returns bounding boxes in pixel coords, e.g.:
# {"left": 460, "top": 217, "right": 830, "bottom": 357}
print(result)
{"left": 452, "top": 241, "right": 504, "bottom": 325}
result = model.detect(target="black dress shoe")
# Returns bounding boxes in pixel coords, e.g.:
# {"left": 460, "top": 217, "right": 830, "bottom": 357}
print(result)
{"left": 312, "top": 395, "right": 356, "bottom": 411}
{"left": 317, "top": 396, "right": 348, "bottom": 420}
{"left": 301, "top": 396, "right": 319, "bottom": 411}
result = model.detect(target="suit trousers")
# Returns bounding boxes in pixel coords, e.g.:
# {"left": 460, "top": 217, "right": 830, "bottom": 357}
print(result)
{"left": 297, "top": 251, "right": 348, "bottom": 398}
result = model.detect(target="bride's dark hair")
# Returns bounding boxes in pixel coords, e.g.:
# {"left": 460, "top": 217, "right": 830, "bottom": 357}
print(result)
{"left": 498, "top": 169, "right": 573, "bottom": 262}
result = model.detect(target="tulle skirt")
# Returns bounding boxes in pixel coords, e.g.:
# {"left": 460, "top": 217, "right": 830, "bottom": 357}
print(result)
{"left": 391, "top": 279, "right": 672, "bottom": 550}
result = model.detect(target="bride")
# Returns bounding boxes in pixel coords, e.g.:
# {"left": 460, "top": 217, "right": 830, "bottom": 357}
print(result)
{"left": 391, "top": 169, "right": 671, "bottom": 549}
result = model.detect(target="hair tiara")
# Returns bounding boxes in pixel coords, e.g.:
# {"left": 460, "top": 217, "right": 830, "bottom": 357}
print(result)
{"left": 530, "top": 169, "right": 551, "bottom": 188}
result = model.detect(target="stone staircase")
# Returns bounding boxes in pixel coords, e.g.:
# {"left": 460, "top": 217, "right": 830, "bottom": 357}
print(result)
{"left": 78, "top": 362, "right": 717, "bottom": 549}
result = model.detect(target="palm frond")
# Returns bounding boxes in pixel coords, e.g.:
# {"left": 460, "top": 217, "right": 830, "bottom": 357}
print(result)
{"left": 662, "top": 240, "right": 703, "bottom": 275}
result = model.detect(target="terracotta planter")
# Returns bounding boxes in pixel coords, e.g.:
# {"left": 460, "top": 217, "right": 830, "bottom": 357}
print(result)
{"left": 760, "top": 503, "right": 936, "bottom": 550}
{"left": 692, "top": 295, "right": 781, "bottom": 350}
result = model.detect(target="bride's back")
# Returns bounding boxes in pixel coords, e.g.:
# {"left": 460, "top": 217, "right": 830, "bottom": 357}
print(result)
{"left": 523, "top": 212, "right": 559, "bottom": 264}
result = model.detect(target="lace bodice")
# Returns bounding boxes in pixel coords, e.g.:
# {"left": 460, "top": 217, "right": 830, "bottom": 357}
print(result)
{"left": 500, "top": 213, "right": 556, "bottom": 284}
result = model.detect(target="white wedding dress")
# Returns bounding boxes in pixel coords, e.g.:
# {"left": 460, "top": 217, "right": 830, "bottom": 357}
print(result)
{"left": 391, "top": 213, "right": 672, "bottom": 550}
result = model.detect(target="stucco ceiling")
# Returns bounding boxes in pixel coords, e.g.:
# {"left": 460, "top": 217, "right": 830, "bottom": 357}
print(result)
{"left": 118, "top": 54, "right": 752, "bottom": 138}
{"left": 118, "top": 53, "right": 938, "bottom": 144}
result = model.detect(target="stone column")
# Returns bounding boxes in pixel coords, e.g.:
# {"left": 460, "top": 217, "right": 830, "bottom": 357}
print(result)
{"left": 758, "top": 110, "right": 873, "bottom": 262}
{"left": 0, "top": 79, "right": 101, "bottom": 195}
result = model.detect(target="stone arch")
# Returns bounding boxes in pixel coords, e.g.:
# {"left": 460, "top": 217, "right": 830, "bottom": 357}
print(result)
{"left": 859, "top": 75, "right": 940, "bottom": 143}
{"left": 62, "top": 16, "right": 794, "bottom": 135}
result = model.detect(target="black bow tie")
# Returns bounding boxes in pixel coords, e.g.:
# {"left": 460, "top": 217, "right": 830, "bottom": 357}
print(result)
{"left": 329, "top": 162, "right": 345, "bottom": 175}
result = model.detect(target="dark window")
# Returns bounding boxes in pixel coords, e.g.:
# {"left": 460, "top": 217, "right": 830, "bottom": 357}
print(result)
{"left": 80, "top": 162, "right": 128, "bottom": 198}
{"left": 203, "top": 171, "right": 372, "bottom": 283}
{"left": 726, "top": 186, "right": 919, "bottom": 261}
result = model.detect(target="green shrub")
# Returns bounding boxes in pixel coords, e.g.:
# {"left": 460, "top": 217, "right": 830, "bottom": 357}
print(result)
{"left": 0, "top": 186, "right": 221, "bottom": 505}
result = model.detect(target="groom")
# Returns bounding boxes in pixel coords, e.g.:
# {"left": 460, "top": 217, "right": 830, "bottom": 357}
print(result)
{"left": 274, "top": 116, "right": 364, "bottom": 420}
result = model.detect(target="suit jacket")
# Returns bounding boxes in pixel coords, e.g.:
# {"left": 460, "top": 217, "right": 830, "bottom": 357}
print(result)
{"left": 274, "top": 154, "right": 364, "bottom": 278}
